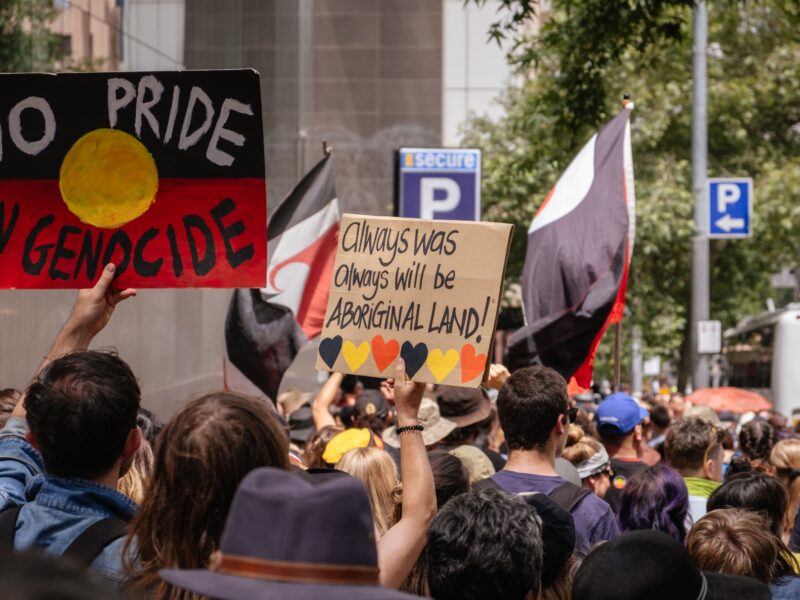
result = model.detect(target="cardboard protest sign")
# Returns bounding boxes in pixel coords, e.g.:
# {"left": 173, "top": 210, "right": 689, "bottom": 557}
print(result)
{"left": 316, "top": 214, "right": 513, "bottom": 387}
{"left": 0, "top": 70, "right": 266, "bottom": 288}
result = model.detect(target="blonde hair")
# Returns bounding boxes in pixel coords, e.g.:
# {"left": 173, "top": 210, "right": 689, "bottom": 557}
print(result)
{"left": 118, "top": 438, "right": 154, "bottom": 504}
{"left": 336, "top": 447, "right": 401, "bottom": 538}
{"left": 562, "top": 425, "right": 604, "bottom": 466}
{"left": 771, "top": 438, "right": 800, "bottom": 541}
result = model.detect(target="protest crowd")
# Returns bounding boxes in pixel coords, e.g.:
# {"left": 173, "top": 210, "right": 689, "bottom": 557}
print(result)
{"left": 0, "top": 265, "right": 796, "bottom": 600}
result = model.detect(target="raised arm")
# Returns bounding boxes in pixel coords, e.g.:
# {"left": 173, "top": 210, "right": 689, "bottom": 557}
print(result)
{"left": 311, "top": 371, "right": 342, "bottom": 430}
{"left": 377, "top": 358, "right": 436, "bottom": 589}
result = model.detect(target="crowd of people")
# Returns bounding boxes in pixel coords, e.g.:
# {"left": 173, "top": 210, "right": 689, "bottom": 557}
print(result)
{"left": 0, "top": 264, "right": 798, "bottom": 599}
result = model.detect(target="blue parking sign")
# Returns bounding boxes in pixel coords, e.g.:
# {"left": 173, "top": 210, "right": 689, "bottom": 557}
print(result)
{"left": 708, "top": 178, "right": 752, "bottom": 238}
{"left": 396, "top": 147, "right": 481, "bottom": 221}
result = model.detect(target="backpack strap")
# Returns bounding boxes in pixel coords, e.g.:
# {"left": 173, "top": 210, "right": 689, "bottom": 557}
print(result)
{"left": 471, "top": 477, "right": 502, "bottom": 492}
{"left": 548, "top": 481, "right": 591, "bottom": 512}
{"left": 0, "top": 505, "right": 22, "bottom": 553}
{"left": 62, "top": 518, "right": 128, "bottom": 567}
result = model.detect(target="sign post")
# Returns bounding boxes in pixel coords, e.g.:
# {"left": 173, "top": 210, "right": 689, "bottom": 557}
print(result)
{"left": 697, "top": 320, "right": 722, "bottom": 354}
{"left": 708, "top": 178, "right": 753, "bottom": 238}
{"left": 396, "top": 147, "right": 481, "bottom": 221}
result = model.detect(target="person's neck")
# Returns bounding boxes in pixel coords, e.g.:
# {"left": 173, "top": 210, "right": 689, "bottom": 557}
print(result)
{"left": 504, "top": 447, "right": 558, "bottom": 476}
{"left": 91, "top": 466, "right": 122, "bottom": 490}
{"left": 603, "top": 435, "right": 639, "bottom": 460}
{"left": 680, "top": 468, "right": 708, "bottom": 480}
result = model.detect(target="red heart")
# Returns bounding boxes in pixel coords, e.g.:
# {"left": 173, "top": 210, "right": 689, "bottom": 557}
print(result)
{"left": 372, "top": 335, "right": 400, "bottom": 373}
{"left": 461, "top": 343, "right": 487, "bottom": 384}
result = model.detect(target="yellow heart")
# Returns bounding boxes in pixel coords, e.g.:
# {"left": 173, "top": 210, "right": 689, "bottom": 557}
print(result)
{"left": 342, "top": 340, "right": 370, "bottom": 372}
{"left": 426, "top": 349, "right": 459, "bottom": 383}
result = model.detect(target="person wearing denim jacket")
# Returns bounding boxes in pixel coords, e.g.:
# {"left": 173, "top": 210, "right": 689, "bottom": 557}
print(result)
{"left": 0, "top": 264, "right": 139, "bottom": 586}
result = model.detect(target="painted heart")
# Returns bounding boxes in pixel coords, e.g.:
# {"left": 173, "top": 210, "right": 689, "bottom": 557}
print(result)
{"left": 400, "top": 341, "right": 428, "bottom": 378}
{"left": 342, "top": 340, "right": 370, "bottom": 372}
{"left": 318, "top": 335, "right": 343, "bottom": 369}
{"left": 427, "top": 348, "right": 459, "bottom": 383}
{"left": 461, "top": 343, "right": 487, "bottom": 384}
{"left": 372, "top": 335, "right": 400, "bottom": 373}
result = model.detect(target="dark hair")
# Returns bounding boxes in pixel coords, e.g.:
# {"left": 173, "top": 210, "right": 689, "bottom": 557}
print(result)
{"left": 708, "top": 472, "right": 788, "bottom": 536}
{"left": 427, "top": 488, "right": 543, "bottom": 600}
{"left": 664, "top": 417, "right": 720, "bottom": 471}
{"left": 739, "top": 420, "right": 778, "bottom": 463}
{"left": 429, "top": 450, "right": 470, "bottom": 508}
{"left": 304, "top": 425, "right": 344, "bottom": 468}
{"left": 0, "top": 551, "right": 125, "bottom": 600}
{"left": 650, "top": 405, "right": 670, "bottom": 429}
{"left": 617, "top": 463, "right": 689, "bottom": 544}
{"left": 497, "top": 366, "right": 568, "bottom": 451}
{"left": 441, "top": 414, "right": 494, "bottom": 447}
{"left": 25, "top": 351, "right": 140, "bottom": 479}
{"left": 124, "top": 391, "right": 289, "bottom": 599}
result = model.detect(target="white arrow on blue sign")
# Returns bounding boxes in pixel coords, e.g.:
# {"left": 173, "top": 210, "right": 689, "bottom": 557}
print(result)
{"left": 708, "top": 177, "right": 752, "bottom": 238}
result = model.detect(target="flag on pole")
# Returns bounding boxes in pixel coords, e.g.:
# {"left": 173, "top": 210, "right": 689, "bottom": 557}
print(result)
{"left": 508, "top": 106, "right": 635, "bottom": 391}
{"left": 224, "top": 153, "right": 340, "bottom": 401}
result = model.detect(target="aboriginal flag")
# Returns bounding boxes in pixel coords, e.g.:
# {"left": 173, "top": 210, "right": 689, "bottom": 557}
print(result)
{"left": 224, "top": 153, "right": 340, "bottom": 401}
{"left": 508, "top": 106, "right": 635, "bottom": 391}
{"left": 0, "top": 70, "right": 267, "bottom": 289}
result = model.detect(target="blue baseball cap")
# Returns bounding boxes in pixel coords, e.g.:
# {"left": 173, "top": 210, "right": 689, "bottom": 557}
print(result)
{"left": 595, "top": 393, "right": 649, "bottom": 435}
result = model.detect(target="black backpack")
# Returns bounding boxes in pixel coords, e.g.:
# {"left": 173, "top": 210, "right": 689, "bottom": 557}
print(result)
{"left": 472, "top": 476, "right": 591, "bottom": 512}
{"left": 0, "top": 505, "right": 127, "bottom": 567}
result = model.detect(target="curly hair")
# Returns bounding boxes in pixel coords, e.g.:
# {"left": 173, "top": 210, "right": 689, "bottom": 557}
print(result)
{"left": 617, "top": 463, "right": 689, "bottom": 543}
{"left": 426, "top": 488, "right": 543, "bottom": 600}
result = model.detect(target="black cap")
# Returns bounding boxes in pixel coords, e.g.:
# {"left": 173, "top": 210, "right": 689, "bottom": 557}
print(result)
{"left": 355, "top": 389, "right": 389, "bottom": 419}
{"left": 572, "top": 530, "right": 771, "bottom": 600}
{"left": 520, "top": 493, "right": 576, "bottom": 585}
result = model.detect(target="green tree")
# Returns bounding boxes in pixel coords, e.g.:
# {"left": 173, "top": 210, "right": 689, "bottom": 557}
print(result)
{"left": 0, "top": 0, "right": 63, "bottom": 72}
{"left": 464, "top": 1, "right": 800, "bottom": 388}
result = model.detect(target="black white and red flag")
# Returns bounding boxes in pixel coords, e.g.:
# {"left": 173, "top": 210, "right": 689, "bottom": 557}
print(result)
{"left": 508, "top": 106, "right": 635, "bottom": 392}
{"left": 224, "top": 153, "right": 340, "bottom": 401}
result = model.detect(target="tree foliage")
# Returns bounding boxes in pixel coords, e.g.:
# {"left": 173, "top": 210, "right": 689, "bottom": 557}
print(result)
{"left": 0, "top": 0, "right": 62, "bottom": 72}
{"left": 463, "top": 0, "right": 800, "bottom": 385}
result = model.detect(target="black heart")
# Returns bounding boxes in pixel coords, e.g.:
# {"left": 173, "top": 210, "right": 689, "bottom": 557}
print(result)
{"left": 319, "top": 336, "right": 343, "bottom": 369}
{"left": 400, "top": 341, "right": 428, "bottom": 378}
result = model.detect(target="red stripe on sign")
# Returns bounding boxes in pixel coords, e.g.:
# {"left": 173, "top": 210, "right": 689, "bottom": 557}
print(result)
{"left": 0, "top": 178, "right": 267, "bottom": 289}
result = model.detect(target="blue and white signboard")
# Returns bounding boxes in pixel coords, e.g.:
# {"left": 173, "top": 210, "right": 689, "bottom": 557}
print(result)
{"left": 396, "top": 147, "right": 481, "bottom": 221}
{"left": 708, "top": 177, "right": 752, "bottom": 238}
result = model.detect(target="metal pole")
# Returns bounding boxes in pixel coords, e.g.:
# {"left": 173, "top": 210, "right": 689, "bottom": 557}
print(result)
{"left": 691, "top": 1, "right": 710, "bottom": 390}
{"left": 631, "top": 325, "right": 643, "bottom": 397}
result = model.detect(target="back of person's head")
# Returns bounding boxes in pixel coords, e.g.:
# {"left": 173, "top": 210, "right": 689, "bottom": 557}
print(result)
{"left": 650, "top": 405, "right": 670, "bottom": 430}
{"left": 770, "top": 438, "right": 800, "bottom": 538}
{"left": 497, "top": 366, "right": 568, "bottom": 451}
{"left": 0, "top": 551, "right": 124, "bottom": 600}
{"left": 0, "top": 388, "right": 21, "bottom": 429}
{"left": 336, "top": 446, "right": 400, "bottom": 537}
{"left": 708, "top": 471, "right": 788, "bottom": 535}
{"left": 303, "top": 424, "right": 343, "bottom": 468}
{"left": 739, "top": 420, "right": 778, "bottom": 464}
{"left": 427, "top": 488, "right": 543, "bottom": 600}
{"left": 687, "top": 509, "right": 778, "bottom": 584}
{"left": 664, "top": 417, "right": 721, "bottom": 471}
{"left": 429, "top": 449, "right": 470, "bottom": 509}
{"left": 562, "top": 425, "right": 603, "bottom": 466}
{"left": 617, "top": 463, "right": 689, "bottom": 543}
{"left": 25, "top": 350, "right": 140, "bottom": 479}
{"left": 124, "top": 391, "right": 289, "bottom": 597}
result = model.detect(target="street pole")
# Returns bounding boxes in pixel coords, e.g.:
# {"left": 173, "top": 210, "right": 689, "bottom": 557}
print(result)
{"left": 690, "top": 1, "right": 710, "bottom": 391}
{"left": 631, "top": 325, "right": 643, "bottom": 397}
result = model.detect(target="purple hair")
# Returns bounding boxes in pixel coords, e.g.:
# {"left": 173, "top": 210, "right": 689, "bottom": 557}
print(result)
{"left": 617, "top": 463, "right": 689, "bottom": 544}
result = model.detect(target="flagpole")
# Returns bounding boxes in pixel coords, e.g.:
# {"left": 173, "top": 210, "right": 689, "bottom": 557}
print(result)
{"left": 613, "top": 322, "right": 622, "bottom": 391}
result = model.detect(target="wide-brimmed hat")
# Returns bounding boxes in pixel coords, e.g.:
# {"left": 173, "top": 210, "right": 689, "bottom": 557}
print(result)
{"left": 448, "top": 445, "right": 495, "bottom": 483}
{"left": 160, "top": 468, "right": 418, "bottom": 600}
{"left": 572, "top": 530, "right": 771, "bottom": 600}
{"left": 278, "top": 389, "right": 311, "bottom": 419}
{"left": 382, "top": 398, "right": 457, "bottom": 448}
{"left": 436, "top": 385, "right": 492, "bottom": 427}
{"left": 288, "top": 405, "right": 315, "bottom": 444}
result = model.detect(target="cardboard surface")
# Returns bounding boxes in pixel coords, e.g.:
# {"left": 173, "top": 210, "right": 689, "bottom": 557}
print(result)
{"left": 0, "top": 70, "right": 266, "bottom": 288}
{"left": 316, "top": 214, "right": 512, "bottom": 387}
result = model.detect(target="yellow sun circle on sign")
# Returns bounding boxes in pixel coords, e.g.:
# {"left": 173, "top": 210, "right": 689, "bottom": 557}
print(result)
{"left": 59, "top": 128, "right": 158, "bottom": 229}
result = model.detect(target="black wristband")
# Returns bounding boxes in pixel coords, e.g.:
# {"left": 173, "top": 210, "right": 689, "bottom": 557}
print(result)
{"left": 395, "top": 424, "right": 424, "bottom": 435}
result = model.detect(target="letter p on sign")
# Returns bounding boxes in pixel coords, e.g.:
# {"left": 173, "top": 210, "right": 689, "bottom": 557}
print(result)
{"left": 716, "top": 183, "right": 741, "bottom": 213}
{"left": 420, "top": 177, "right": 460, "bottom": 219}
